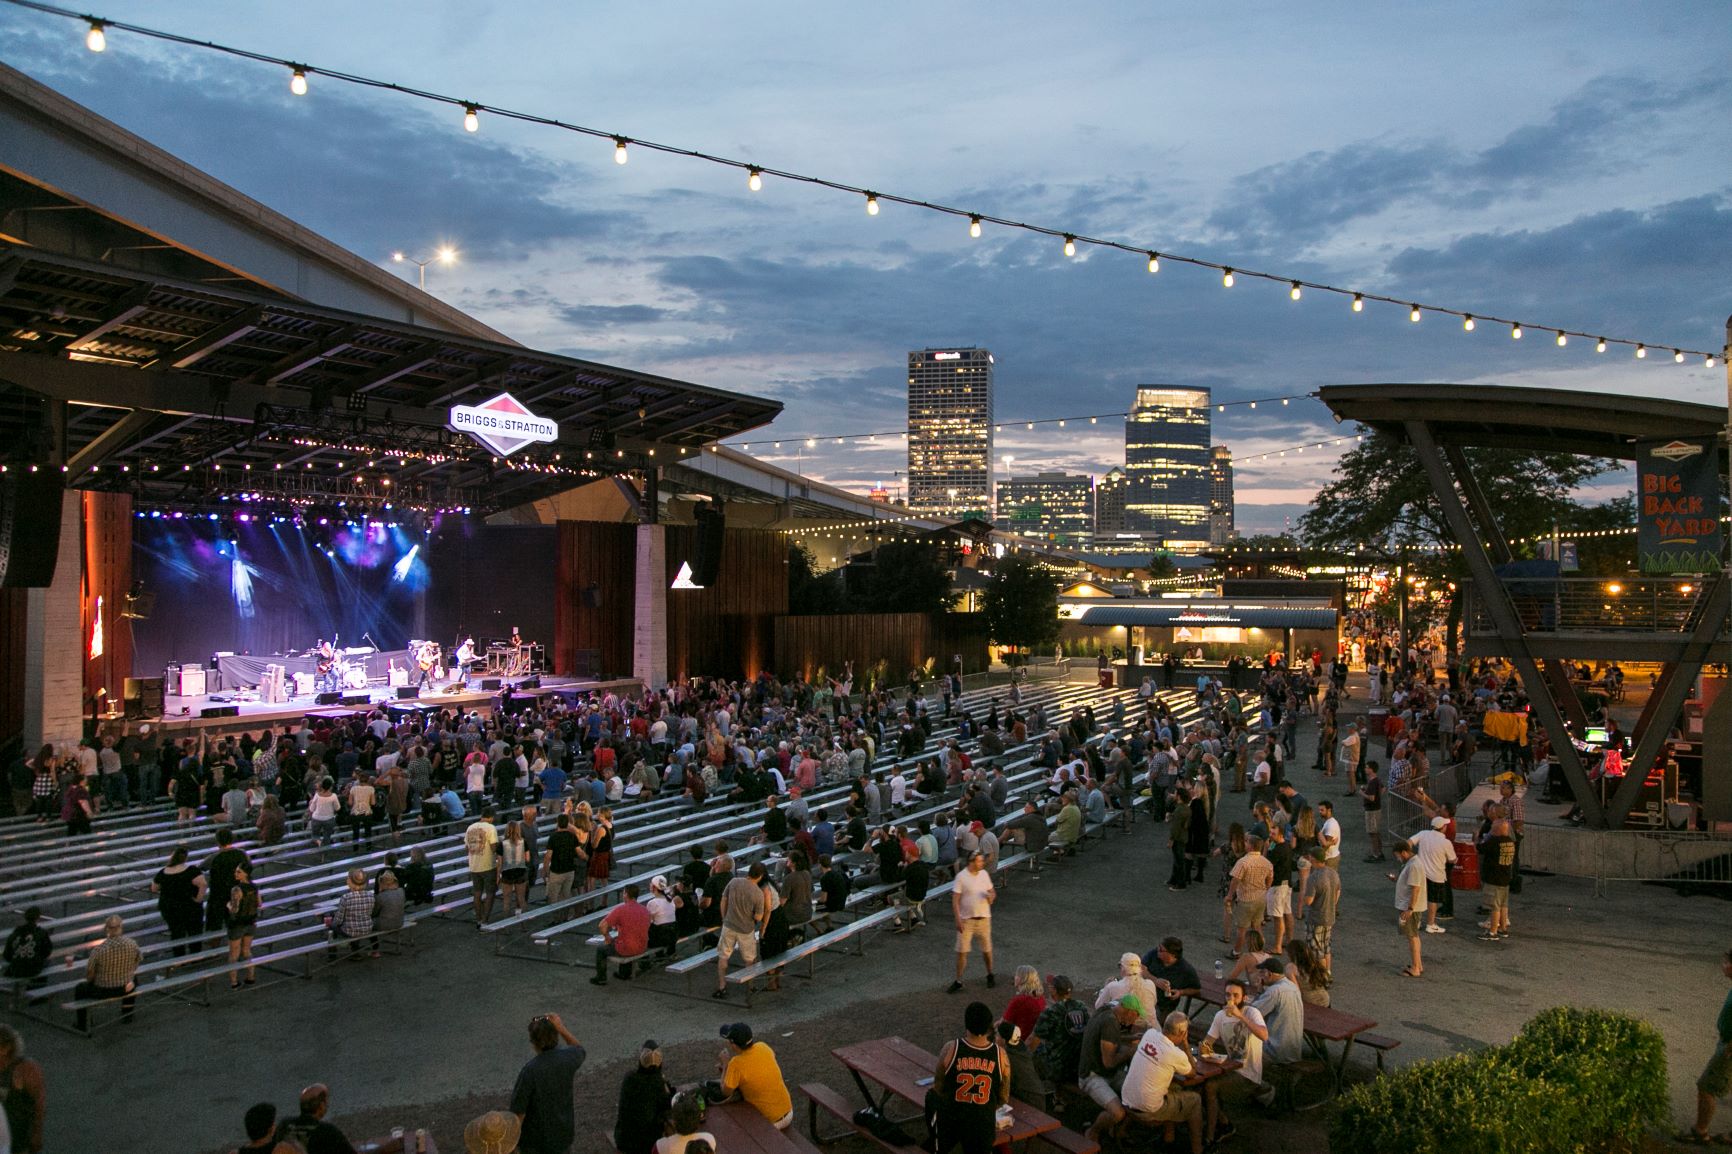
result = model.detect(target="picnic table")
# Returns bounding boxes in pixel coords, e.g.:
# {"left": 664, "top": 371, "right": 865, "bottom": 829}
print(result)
{"left": 832, "top": 1035, "right": 1063, "bottom": 1145}
{"left": 707, "top": 1100, "right": 811, "bottom": 1154}
{"left": 1191, "top": 975, "right": 1378, "bottom": 1090}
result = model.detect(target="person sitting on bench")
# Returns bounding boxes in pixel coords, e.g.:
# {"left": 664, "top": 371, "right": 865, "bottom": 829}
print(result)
{"left": 74, "top": 915, "right": 140, "bottom": 1031}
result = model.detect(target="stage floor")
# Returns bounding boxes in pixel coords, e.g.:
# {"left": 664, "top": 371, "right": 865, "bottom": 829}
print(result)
{"left": 127, "top": 674, "right": 642, "bottom": 740}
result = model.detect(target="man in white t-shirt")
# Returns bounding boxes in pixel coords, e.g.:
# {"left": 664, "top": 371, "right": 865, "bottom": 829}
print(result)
{"left": 1410, "top": 817, "right": 1458, "bottom": 932}
{"left": 1120, "top": 1013, "right": 1202, "bottom": 1154}
{"left": 947, "top": 851, "right": 996, "bottom": 992}
{"left": 1393, "top": 840, "right": 1427, "bottom": 976}
{"left": 465, "top": 811, "right": 501, "bottom": 926}
{"left": 1316, "top": 800, "right": 1342, "bottom": 869}
{"left": 1201, "top": 978, "right": 1267, "bottom": 1144}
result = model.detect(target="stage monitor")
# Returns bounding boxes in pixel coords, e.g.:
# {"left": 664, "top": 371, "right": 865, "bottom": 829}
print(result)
{"left": 1583, "top": 726, "right": 1610, "bottom": 746}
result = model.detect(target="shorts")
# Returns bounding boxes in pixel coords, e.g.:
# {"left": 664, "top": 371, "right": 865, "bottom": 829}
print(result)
{"left": 1308, "top": 923, "right": 1333, "bottom": 955}
{"left": 501, "top": 867, "right": 528, "bottom": 885}
{"left": 1701, "top": 1043, "right": 1732, "bottom": 1098}
{"left": 956, "top": 917, "right": 992, "bottom": 954}
{"left": 1398, "top": 910, "right": 1422, "bottom": 938}
{"left": 1485, "top": 884, "right": 1509, "bottom": 911}
{"left": 1232, "top": 900, "right": 1265, "bottom": 930}
{"left": 470, "top": 870, "right": 497, "bottom": 898}
{"left": 226, "top": 918, "right": 256, "bottom": 942}
{"left": 1079, "top": 1072, "right": 1122, "bottom": 1109}
{"left": 1425, "top": 877, "right": 1450, "bottom": 904}
{"left": 1264, "top": 884, "right": 1292, "bottom": 919}
{"left": 1363, "top": 809, "right": 1382, "bottom": 834}
{"left": 718, "top": 926, "right": 760, "bottom": 964}
{"left": 1127, "top": 1088, "right": 1200, "bottom": 1124}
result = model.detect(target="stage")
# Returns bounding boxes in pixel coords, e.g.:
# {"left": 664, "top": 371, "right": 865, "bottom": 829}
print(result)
{"left": 116, "top": 673, "right": 643, "bottom": 741}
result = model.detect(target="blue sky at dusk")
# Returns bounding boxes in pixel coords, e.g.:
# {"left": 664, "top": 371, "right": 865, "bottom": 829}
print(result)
{"left": 2, "top": 1, "right": 1727, "bottom": 533}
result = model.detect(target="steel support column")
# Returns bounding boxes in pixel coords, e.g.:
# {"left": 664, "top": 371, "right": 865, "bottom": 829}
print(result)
{"left": 1404, "top": 419, "right": 1604, "bottom": 826}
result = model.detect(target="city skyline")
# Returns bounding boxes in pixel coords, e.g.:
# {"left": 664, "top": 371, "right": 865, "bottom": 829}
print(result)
{"left": 2, "top": 3, "right": 1723, "bottom": 536}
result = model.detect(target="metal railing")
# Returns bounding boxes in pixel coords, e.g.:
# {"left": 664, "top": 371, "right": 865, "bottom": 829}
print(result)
{"left": 1591, "top": 829, "right": 1732, "bottom": 896}
{"left": 1462, "top": 577, "right": 1714, "bottom": 634}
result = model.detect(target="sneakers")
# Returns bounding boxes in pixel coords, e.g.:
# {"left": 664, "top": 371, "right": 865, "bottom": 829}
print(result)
{"left": 1477, "top": 932, "right": 1498, "bottom": 942}
{"left": 1424, "top": 924, "right": 1446, "bottom": 934}
{"left": 947, "top": 980, "right": 964, "bottom": 993}
{"left": 986, "top": 972, "right": 997, "bottom": 988}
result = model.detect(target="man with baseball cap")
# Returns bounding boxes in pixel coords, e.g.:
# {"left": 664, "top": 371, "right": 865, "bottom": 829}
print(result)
{"left": 716, "top": 1022, "right": 793, "bottom": 1129}
{"left": 1410, "top": 815, "right": 1458, "bottom": 932}
{"left": 1079, "top": 995, "right": 1144, "bottom": 1141}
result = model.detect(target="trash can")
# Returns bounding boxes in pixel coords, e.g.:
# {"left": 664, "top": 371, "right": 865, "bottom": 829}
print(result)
{"left": 1450, "top": 836, "right": 1481, "bottom": 890}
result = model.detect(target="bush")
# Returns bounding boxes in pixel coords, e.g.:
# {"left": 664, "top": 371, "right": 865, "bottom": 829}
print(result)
{"left": 1328, "top": 1007, "right": 1668, "bottom": 1154}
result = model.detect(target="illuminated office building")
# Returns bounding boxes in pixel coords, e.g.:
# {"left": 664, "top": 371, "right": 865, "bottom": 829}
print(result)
{"left": 995, "top": 472, "right": 1095, "bottom": 544}
{"left": 906, "top": 347, "right": 993, "bottom": 516}
{"left": 1093, "top": 466, "right": 1128, "bottom": 540}
{"left": 1209, "top": 445, "right": 1236, "bottom": 545}
{"left": 1124, "top": 385, "right": 1211, "bottom": 547}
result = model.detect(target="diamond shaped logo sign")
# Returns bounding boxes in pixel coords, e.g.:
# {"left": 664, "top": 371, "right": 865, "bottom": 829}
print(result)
{"left": 449, "top": 392, "right": 560, "bottom": 457}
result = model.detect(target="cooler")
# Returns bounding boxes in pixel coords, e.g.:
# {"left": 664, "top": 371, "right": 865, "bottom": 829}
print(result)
{"left": 1450, "top": 836, "right": 1481, "bottom": 890}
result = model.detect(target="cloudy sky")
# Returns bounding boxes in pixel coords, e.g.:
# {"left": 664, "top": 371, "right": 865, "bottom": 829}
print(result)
{"left": 3, "top": 1, "right": 1728, "bottom": 533}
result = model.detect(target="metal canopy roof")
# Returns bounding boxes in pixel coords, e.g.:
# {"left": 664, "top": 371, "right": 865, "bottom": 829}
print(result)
{"left": 1076, "top": 604, "right": 1340, "bottom": 630}
{"left": 0, "top": 245, "right": 782, "bottom": 514}
{"left": 1319, "top": 383, "right": 1729, "bottom": 460}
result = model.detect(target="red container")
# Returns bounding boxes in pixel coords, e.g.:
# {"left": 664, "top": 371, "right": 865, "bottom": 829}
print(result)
{"left": 1450, "top": 836, "right": 1481, "bottom": 890}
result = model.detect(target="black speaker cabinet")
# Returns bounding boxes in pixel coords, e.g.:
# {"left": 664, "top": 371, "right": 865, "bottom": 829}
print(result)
{"left": 0, "top": 469, "right": 65, "bottom": 588}
{"left": 314, "top": 692, "right": 342, "bottom": 706}
{"left": 396, "top": 686, "right": 420, "bottom": 699}
{"left": 200, "top": 705, "right": 239, "bottom": 718}
{"left": 340, "top": 693, "right": 370, "bottom": 706}
{"left": 480, "top": 678, "right": 501, "bottom": 690}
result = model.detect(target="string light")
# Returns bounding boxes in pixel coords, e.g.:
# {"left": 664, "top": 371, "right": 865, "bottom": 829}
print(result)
{"left": 1709, "top": 355, "right": 1719, "bottom": 369}
{"left": 1556, "top": 331, "right": 1567, "bottom": 347}
{"left": 289, "top": 66, "right": 307, "bottom": 96}
{"left": 19, "top": 2, "right": 1715, "bottom": 366}
{"left": 747, "top": 167, "right": 762, "bottom": 191}
{"left": 1063, "top": 234, "right": 1076, "bottom": 257}
{"left": 969, "top": 215, "right": 982, "bottom": 238}
{"left": 1463, "top": 315, "right": 1475, "bottom": 332}
{"left": 1636, "top": 345, "right": 1647, "bottom": 359}
{"left": 1146, "top": 252, "right": 1159, "bottom": 274}
{"left": 613, "top": 136, "right": 630, "bottom": 165}
{"left": 1511, "top": 324, "right": 1523, "bottom": 340}
{"left": 1674, "top": 349, "right": 1685, "bottom": 363}
{"left": 1596, "top": 338, "right": 1607, "bottom": 353}
{"left": 1289, "top": 282, "right": 1302, "bottom": 301}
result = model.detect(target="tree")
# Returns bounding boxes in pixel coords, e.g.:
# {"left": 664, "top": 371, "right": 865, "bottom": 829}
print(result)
{"left": 981, "top": 554, "right": 1060, "bottom": 660}
{"left": 787, "top": 544, "right": 849, "bottom": 615}
{"left": 1299, "top": 426, "right": 1613, "bottom": 657}
{"left": 852, "top": 540, "right": 955, "bottom": 614}
{"left": 1145, "top": 552, "right": 1179, "bottom": 580}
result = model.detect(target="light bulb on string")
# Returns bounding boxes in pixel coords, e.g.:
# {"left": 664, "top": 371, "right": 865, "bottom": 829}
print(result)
{"left": 1222, "top": 269, "right": 1235, "bottom": 287}
{"left": 1351, "top": 294, "right": 1363, "bottom": 313}
{"left": 1511, "top": 324, "right": 1523, "bottom": 340}
{"left": 1709, "top": 355, "right": 1719, "bottom": 369}
{"left": 865, "top": 193, "right": 879, "bottom": 216}
{"left": 1636, "top": 345, "right": 1647, "bottom": 359}
{"left": 290, "top": 67, "right": 308, "bottom": 96}
{"left": 1674, "top": 349, "right": 1685, "bottom": 363}
{"left": 1409, "top": 304, "right": 1422, "bottom": 323}
{"left": 1463, "top": 315, "right": 1475, "bottom": 332}
{"left": 1596, "top": 338, "right": 1607, "bottom": 353}
{"left": 965, "top": 214, "right": 982, "bottom": 238}
{"left": 613, "top": 137, "right": 630, "bottom": 164}
{"left": 746, "top": 167, "right": 763, "bottom": 191}
{"left": 1062, "top": 235, "right": 1076, "bottom": 257}
{"left": 1555, "top": 332, "right": 1567, "bottom": 347}
{"left": 85, "top": 20, "right": 106, "bottom": 51}
{"left": 462, "top": 104, "right": 479, "bottom": 133}
{"left": 1147, "top": 252, "right": 1159, "bottom": 273}
{"left": 1289, "top": 282, "right": 1302, "bottom": 301}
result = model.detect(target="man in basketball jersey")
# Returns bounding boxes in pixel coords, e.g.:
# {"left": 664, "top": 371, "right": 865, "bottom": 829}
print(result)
{"left": 931, "top": 1001, "right": 1010, "bottom": 1154}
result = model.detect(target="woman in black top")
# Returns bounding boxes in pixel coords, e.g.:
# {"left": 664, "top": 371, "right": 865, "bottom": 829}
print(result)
{"left": 612, "top": 1043, "right": 673, "bottom": 1154}
{"left": 151, "top": 845, "right": 207, "bottom": 957}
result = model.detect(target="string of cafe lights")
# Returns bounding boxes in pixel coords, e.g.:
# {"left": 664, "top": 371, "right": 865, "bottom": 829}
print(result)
{"left": 11, "top": 0, "right": 1724, "bottom": 367}
{"left": 723, "top": 394, "right": 1317, "bottom": 451}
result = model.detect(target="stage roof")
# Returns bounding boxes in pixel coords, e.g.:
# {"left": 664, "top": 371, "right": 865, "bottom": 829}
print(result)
{"left": 0, "top": 246, "right": 782, "bottom": 514}
{"left": 1319, "top": 383, "right": 1729, "bottom": 460}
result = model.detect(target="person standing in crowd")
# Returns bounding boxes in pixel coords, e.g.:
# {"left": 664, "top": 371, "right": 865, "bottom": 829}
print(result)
{"left": 0, "top": 1025, "right": 45, "bottom": 1154}
{"left": 204, "top": 828, "right": 251, "bottom": 951}
{"left": 225, "top": 860, "right": 261, "bottom": 986}
{"left": 613, "top": 1041, "right": 673, "bottom": 1154}
{"left": 931, "top": 1001, "right": 1010, "bottom": 1154}
{"left": 948, "top": 851, "right": 997, "bottom": 993}
{"left": 1358, "top": 761, "right": 1385, "bottom": 861}
{"left": 465, "top": 809, "right": 501, "bottom": 927}
{"left": 715, "top": 861, "right": 768, "bottom": 998}
{"left": 511, "top": 1012, "right": 587, "bottom": 1154}
{"left": 1392, "top": 840, "right": 1426, "bottom": 978}
{"left": 1684, "top": 948, "right": 1732, "bottom": 1145}
{"left": 1478, "top": 818, "right": 1517, "bottom": 942}
{"left": 1411, "top": 816, "right": 1458, "bottom": 933}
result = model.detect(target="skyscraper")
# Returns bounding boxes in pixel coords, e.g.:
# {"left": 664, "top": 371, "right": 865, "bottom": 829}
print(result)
{"left": 995, "top": 472, "right": 1095, "bottom": 545}
{"left": 1209, "top": 445, "right": 1236, "bottom": 545}
{"left": 1124, "top": 385, "right": 1211, "bottom": 546}
{"left": 1094, "top": 466, "right": 1128, "bottom": 542}
{"left": 906, "top": 347, "right": 993, "bottom": 516}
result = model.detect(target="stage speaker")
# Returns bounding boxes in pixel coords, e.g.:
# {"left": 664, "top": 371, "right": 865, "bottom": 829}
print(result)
{"left": 516, "top": 677, "right": 540, "bottom": 691}
{"left": 341, "top": 693, "right": 370, "bottom": 706}
{"left": 200, "top": 705, "right": 239, "bottom": 718}
{"left": 396, "top": 686, "right": 420, "bottom": 699}
{"left": 315, "top": 692, "right": 342, "bottom": 706}
{"left": 0, "top": 469, "right": 65, "bottom": 588}
{"left": 124, "top": 676, "right": 164, "bottom": 718}
{"left": 581, "top": 582, "right": 603, "bottom": 609}
{"left": 480, "top": 677, "right": 501, "bottom": 690}
{"left": 690, "top": 504, "right": 725, "bottom": 588}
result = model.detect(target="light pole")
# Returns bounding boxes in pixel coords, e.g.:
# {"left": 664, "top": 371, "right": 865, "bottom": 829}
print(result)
{"left": 391, "top": 246, "right": 458, "bottom": 290}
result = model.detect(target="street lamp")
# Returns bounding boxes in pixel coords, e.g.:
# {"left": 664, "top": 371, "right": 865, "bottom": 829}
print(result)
{"left": 391, "top": 245, "right": 458, "bottom": 290}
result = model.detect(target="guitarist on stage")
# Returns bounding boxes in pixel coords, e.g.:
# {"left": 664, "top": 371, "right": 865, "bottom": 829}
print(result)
{"left": 416, "top": 641, "right": 441, "bottom": 693}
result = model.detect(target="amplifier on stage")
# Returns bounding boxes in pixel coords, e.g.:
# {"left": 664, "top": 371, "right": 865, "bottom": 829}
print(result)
{"left": 178, "top": 664, "right": 206, "bottom": 698}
